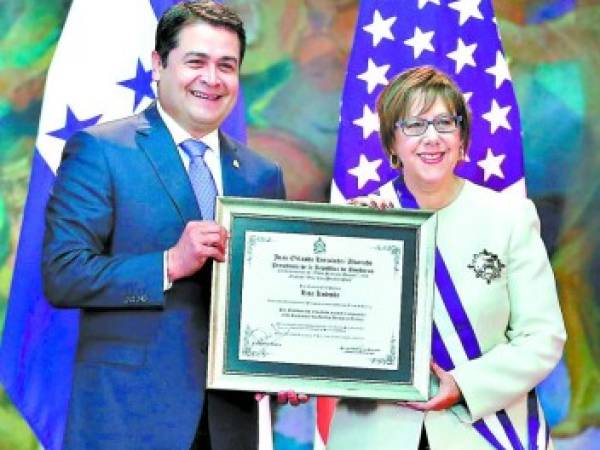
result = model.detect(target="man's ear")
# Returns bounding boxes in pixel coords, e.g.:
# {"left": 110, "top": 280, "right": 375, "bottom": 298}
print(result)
{"left": 151, "top": 50, "right": 162, "bottom": 82}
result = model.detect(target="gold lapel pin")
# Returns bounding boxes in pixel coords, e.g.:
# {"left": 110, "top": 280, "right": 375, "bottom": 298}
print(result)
{"left": 233, "top": 159, "right": 240, "bottom": 168}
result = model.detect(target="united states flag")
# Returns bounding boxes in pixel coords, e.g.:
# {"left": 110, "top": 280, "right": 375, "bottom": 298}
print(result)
{"left": 320, "top": 0, "right": 524, "bottom": 448}
{"left": 330, "top": 0, "right": 524, "bottom": 205}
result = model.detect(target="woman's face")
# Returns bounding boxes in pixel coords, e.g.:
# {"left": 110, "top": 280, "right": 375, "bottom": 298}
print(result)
{"left": 392, "top": 96, "right": 462, "bottom": 190}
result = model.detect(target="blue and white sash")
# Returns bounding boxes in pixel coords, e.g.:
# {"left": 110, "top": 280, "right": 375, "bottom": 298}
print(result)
{"left": 393, "top": 178, "right": 544, "bottom": 450}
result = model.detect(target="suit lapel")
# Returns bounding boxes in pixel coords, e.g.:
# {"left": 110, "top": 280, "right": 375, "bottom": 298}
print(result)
{"left": 136, "top": 104, "right": 200, "bottom": 223}
{"left": 220, "top": 132, "right": 248, "bottom": 197}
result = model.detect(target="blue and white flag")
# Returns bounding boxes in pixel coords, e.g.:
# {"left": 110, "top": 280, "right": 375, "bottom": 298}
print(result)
{"left": 0, "top": 1, "right": 247, "bottom": 449}
{"left": 331, "top": 0, "right": 525, "bottom": 204}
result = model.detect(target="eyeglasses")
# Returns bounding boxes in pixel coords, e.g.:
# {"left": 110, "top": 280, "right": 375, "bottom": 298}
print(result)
{"left": 395, "top": 114, "right": 462, "bottom": 136}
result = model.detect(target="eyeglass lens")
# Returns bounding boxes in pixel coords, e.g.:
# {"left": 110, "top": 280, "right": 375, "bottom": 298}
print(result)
{"left": 400, "top": 115, "right": 460, "bottom": 136}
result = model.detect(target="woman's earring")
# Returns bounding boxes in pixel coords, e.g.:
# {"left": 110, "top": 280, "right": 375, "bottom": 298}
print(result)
{"left": 389, "top": 153, "right": 401, "bottom": 168}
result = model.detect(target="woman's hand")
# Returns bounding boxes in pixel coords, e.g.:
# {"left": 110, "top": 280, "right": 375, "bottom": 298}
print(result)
{"left": 348, "top": 195, "right": 394, "bottom": 210}
{"left": 255, "top": 391, "right": 310, "bottom": 406}
{"left": 398, "top": 361, "right": 462, "bottom": 412}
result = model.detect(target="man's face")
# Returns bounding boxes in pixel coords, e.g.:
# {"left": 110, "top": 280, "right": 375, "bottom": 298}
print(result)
{"left": 152, "top": 22, "right": 240, "bottom": 138}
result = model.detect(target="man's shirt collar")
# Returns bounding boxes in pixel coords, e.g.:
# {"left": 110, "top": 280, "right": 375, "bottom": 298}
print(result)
{"left": 156, "top": 101, "right": 220, "bottom": 153}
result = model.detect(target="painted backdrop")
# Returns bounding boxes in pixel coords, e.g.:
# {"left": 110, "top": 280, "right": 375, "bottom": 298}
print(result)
{"left": 0, "top": 0, "right": 598, "bottom": 449}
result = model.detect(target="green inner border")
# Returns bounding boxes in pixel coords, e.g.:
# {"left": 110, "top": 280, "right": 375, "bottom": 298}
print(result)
{"left": 225, "top": 214, "right": 418, "bottom": 384}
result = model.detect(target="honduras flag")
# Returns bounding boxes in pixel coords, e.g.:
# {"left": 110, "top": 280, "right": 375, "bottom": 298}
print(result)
{"left": 0, "top": 1, "right": 248, "bottom": 449}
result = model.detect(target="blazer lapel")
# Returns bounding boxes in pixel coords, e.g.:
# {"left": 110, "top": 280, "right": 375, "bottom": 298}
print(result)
{"left": 220, "top": 132, "right": 248, "bottom": 197}
{"left": 136, "top": 104, "right": 200, "bottom": 223}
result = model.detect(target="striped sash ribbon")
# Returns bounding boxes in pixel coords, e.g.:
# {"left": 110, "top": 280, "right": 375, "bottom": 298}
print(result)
{"left": 393, "top": 178, "right": 543, "bottom": 450}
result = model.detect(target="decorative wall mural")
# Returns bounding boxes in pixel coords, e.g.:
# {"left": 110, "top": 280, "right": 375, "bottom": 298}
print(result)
{"left": 0, "top": 1, "right": 597, "bottom": 448}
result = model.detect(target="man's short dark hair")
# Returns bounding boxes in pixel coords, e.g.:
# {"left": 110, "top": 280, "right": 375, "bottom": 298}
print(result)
{"left": 155, "top": 0, "right": 246, "bottom": 67}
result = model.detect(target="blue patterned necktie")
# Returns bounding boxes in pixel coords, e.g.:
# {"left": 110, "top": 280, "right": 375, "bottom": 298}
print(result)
{"left": 180, "top": 139, "right": 218, "bottom": 220}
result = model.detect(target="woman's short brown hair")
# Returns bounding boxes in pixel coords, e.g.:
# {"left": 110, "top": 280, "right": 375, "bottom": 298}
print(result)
{"left": 377, "top": 66, "right": 471, "bottom": 158}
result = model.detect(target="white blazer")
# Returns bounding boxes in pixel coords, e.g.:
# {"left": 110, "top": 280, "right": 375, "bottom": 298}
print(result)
{"left": 327, "top": 180, "right": 566, "bottom": 450}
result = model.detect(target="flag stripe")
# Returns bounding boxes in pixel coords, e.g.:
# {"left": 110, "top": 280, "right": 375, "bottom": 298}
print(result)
{"left": 317, "top": 397, "right": 337, "bottom": 444}
{"left": 0, "top": 150, "right": 79, "bottom": 449}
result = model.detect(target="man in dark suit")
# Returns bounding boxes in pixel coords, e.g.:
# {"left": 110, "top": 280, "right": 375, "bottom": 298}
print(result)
{"left": 42, "top": 2, "right": 293, "bottom": 449}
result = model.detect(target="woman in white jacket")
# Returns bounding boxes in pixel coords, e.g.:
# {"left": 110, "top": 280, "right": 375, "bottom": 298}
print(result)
{"left": 327, "top": 66, "right": 566, "bottom": 450}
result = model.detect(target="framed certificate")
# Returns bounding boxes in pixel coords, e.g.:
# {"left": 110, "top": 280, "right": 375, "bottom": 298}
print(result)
{"left": 207, "top": 197, "right": 437, "bottom": 401}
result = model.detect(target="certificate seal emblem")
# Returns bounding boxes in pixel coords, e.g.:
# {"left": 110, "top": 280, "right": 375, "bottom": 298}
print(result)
{"left": 467, "top": 249, "right": 505, "bottom": 284}
{"left": 313, "top": 237, "right": 326, "bottom": 254}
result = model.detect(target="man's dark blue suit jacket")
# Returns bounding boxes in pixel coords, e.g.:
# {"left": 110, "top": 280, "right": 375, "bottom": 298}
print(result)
{"left": 43, "top": 103, "right": 286, "bottom": 450}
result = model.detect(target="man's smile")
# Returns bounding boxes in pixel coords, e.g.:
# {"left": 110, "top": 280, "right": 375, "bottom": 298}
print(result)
{"left": 190, "top": 90, "right": 222, "bottom": 101}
